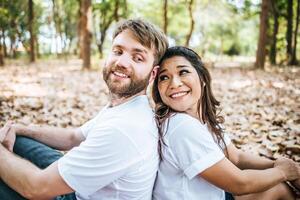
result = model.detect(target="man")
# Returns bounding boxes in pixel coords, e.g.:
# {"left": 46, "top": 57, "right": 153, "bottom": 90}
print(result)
{"left": 0, "top": 19, "right": 168, "bottom": 200}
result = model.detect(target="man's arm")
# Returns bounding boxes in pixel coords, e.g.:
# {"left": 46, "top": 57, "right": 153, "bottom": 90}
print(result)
{"left": 8, "top": 123, "right": 85, "bottom": 151}
{"left": 0, "top": 144, "right": 73, "bottom": 199}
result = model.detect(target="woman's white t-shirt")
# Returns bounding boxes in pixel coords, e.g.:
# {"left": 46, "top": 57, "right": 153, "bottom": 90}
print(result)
{"left": 153, "top": 113, "right": 231, "bottom": 200}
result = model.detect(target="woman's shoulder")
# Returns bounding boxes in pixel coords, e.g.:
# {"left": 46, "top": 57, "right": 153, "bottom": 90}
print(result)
{"left": 169, "top": 112, "right": 198, "bottom": 123}
{"left": 166, "top": 113, "right": 208, "bottom": 138}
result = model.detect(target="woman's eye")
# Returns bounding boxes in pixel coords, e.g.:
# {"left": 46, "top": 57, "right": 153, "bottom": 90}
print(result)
{"left": 159, "top": 75, "right": 168, "bottom": 81}
{"left": 179, "top": 70, "right": 190, "bottom": 75}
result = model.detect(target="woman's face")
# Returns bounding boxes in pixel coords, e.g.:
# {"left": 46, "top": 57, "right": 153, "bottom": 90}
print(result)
{"left": 157, "top": 56, "right": 202, "bottom": 118}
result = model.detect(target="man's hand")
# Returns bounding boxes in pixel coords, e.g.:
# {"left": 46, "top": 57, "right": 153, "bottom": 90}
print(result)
{"left": 0, "top": 121, "right": 16, "bottom": 152}
{"left": 3, "top": 125, "right": 16, "bottom": 152}
{"left": 0, "top": 122, "right": 12, "bottom": 142}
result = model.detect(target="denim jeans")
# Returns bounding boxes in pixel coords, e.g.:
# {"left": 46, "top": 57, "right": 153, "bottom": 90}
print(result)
{"left": 0, "top": 136, "right": 77, "bottom": 200}
{"left": 225, "top": 192, "right": 235, "bottom": 200}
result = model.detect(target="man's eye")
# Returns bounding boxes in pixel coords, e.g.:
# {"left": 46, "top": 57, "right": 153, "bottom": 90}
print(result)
{"left": 113, "top": 49, "right": 122, "bottom": 55}
{"left": 159, "top": 75, "right": 168, "bottom": 81}
{"left": 133, "top": 56, "right": 144, "bottom": 63}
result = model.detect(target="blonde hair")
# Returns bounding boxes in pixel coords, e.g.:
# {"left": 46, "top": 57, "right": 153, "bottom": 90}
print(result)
{"left": 113, "top": 19, "right": 169, "bottom": 66}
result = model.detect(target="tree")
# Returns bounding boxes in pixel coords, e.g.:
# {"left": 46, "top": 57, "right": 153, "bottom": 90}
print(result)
{"left": 28, "top": 0, "right": 35, "bottom": 62}
{"left": 0, "top": 0, "right": 8, "bottom": 66}
{"left": 290, "top": 0, "right": 300, "bottom": 65}
{"left": 286, "top": 0, "right": 293, "bottom": 63}
{"left": 51, "top": 0, "right": 79, "bottom": 57}
{"left": 163, "top": 0, "right": 168, "bottom": 34}
{"left": 0, "top": 35, "right": 4, "bottom": 66}
{"left": 93, "top": 0, "right": 127, "bottom": 58}
{"left": 80, "top": 0, "right": 92, "bottom": 69}
{"left": 255, "top": 0, "right": 271, "bottom": 69}
{"left": 185, "top": 0, "right": 195, "bottom": 46}
{"left": 269, "top": 1, "right": 279, "bottom": 65}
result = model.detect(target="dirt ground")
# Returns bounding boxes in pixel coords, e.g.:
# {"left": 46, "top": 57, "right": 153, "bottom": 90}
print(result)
{"left": 0, "top": 59, "right": 299, "bottom": 195}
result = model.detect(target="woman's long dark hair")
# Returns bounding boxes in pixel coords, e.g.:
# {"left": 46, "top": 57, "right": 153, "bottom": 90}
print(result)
{"left": 153, "top": 46, "right": 227, "bottom": 158}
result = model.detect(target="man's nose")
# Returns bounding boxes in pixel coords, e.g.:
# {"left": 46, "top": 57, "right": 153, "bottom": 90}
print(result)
{"left": 115, "top": 54, "right": 131, "bottom": 69}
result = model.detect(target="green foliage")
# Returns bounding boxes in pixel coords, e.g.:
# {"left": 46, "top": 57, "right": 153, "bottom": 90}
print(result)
{"left": 0, "top": 0, "right": 298, "bottom": 64}
{"left": 93, "top": 0, "right": 128, "bottom": 57}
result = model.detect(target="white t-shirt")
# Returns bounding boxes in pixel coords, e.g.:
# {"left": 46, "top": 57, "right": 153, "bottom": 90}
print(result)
{"left": 58, "top": 95, "right": 159, "bottom": 200}
{"left": 153, "top": 113, "right": 231, "bottom": 200}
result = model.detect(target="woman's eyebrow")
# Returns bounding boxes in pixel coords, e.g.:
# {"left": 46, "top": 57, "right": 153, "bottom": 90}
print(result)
{"left": 159, "top": 68, "right": 167, "bottom": 74}
{"left": 177, "top": 65, "right": 190, "bottom": 69}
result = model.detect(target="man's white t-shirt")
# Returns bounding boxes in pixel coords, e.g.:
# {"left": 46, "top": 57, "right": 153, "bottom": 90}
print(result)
{"left": 57, "top": 95, "right": 159, "bottom": 200}
{"left": 153, "top": 113, "right": 231, "bottom": 200}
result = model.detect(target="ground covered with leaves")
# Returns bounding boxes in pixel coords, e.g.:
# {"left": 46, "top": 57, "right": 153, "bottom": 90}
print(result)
{"left": 0, "top": 60, "right": 299, "bottom": 163}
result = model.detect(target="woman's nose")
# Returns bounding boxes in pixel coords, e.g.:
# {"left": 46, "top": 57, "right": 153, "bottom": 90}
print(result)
{"left": 170, "top": 76, "right": 183, "bottom": 89}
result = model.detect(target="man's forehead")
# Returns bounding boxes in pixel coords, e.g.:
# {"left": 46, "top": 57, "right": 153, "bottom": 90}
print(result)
{"left": 112, "top": 30, "right": 154, "bottom": 54}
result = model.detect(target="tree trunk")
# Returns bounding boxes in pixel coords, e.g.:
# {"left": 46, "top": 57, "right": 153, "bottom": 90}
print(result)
{"left": 290, "top": 0, "right": 300, "bottom": 65}
{"left": 163, "top": 0, "right": 168, "bottom": 34}
{"left": 255, "top": 0, "right": 270, "bottom": 69}
{"left": 28, "top": 0, "right": 35, "bottom": 62}
{"left": 286, "top": 0, "right": 293, "bottom": 63}
{"left": 77, "top": 0, "right": 82, "bottom": 58}
{"left": 35, "top": 35, "right": 40, "bottom": 58}
{"left": 98, "top": 29, "right": 107, "bottom": 58}
{"left": 0, "top": 32, "right": 4, "bottom": 66}
{"left": 114, "top": 0, "right": 120, "bottom": 22}
{"left": 124, "top": 0, "right": 128, "bottom": 16}
{"left": 185, "top": 0, "right": 195, "bottom": 47}
{"left": 270, "top": 1, "right": 279, "bottom": 65}
{"left": 2, "top": 30, "right": 7, "bottom": 58}
{"left": 80, "top": 0, "right": 92, "bottom": 69}
{"left": 10, "top": 34, "right": 17, "bottom": 58}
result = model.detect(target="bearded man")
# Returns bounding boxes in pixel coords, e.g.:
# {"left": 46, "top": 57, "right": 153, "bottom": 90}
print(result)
{"left": 0, "top": 19, "right": 168, "bottom": 200}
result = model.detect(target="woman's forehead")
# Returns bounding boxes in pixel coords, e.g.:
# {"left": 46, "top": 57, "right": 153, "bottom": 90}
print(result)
{"left": 160, "top": 56, "right": 193, "bottom": 71}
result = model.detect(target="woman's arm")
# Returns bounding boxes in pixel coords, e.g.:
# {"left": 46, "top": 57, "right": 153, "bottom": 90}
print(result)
{"left": 199, "top": 157, "right": 299, "bottom": 196}
{"left": 226, "top": 143, "right": 274, "bottom": 170}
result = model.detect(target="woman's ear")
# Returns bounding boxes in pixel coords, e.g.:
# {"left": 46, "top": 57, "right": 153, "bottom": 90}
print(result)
{"left": 149, "top": 65, "right": 159, "bottom": 84}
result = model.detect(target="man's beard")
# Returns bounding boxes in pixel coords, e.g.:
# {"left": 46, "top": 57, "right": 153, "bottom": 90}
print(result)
{"left": 103, "top": 65, "right": 151, "bottom": 98}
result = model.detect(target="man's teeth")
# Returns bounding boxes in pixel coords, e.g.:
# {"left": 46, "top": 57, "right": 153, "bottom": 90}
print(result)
{"left": 171, "top": 91, "right": 188, "bottom": 98}
{"left": 114, "top": 71, "right": 128, "bottom": 78}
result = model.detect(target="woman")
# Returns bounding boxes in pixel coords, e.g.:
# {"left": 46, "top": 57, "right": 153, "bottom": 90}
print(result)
{"left": 152, "top": 46, "right": 299, "bottom": 200}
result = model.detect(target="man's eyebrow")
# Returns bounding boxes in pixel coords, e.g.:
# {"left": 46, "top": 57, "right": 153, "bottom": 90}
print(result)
{"left": 132, "top": 48, "right": 148, "bottom": 54}
{"left": 112, "top": 45, "right": 148, "bottom": 54}
{"left": 112, "top": 44, "right": 122, "bottom": 49}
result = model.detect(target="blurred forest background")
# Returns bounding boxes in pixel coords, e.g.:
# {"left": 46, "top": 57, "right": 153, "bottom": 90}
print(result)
{"left": 0, "top": 0, "right": 299, "bottom": 68}
{"left": 0, "top": 0, "right": 299, "bottom": 169}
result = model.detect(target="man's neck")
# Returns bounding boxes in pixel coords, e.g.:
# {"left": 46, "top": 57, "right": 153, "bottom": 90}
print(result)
{"left": 108, "top": 90, "right": 146, "bottom": 107}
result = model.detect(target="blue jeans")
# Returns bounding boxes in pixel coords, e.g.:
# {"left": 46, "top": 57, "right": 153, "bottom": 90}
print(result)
{"left": 0, "top": 136, "right": 77, "bottom": 200}
{"left": 225, "top": 192, "right": 235, "bottom": 200}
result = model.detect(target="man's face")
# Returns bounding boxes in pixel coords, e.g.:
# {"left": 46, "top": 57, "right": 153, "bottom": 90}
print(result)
{"left": 103, "top": 29, "right": 157, "bottom": 98}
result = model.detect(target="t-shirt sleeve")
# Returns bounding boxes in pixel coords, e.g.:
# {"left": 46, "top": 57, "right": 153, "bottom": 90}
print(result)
{"left": 57, "top": 126, "right": 139, "bottom": 197}
{"left": 168, "top": 118, "right": 225, "bottom": 180}
{"left": 80, "top": 119, "right": 94, "bottom": 138}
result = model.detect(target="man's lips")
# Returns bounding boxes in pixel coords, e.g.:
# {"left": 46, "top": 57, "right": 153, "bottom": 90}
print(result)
{"left": 112, "top": 71, "right": 129, "bottom": 78}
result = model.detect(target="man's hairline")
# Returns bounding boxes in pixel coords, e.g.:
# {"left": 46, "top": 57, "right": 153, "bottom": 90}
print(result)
{"left": 113, "top": 29, "right": 158, "bottom": 63}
